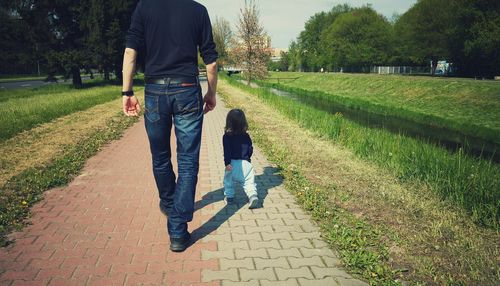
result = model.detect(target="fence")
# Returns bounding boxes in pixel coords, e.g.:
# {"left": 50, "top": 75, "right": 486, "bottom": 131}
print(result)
{"left": 370, "top": 66, "right": 430, "bottom": 75}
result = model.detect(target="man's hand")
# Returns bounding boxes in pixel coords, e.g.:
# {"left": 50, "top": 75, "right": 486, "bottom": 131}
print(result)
{"left": 225, "top": 164, "right": 233, "bottom": 171}
{"left": 204, "top": 61, "right": 218, "bottom": 114}
{"left": 204, "top": 93, "right": 216, "bottom": 113}
{"left": 123, "top": 96, "right": 141, "bottom": 116}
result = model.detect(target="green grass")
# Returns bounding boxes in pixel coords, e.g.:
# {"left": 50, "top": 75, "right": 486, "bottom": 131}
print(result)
{"left": 0, "top": 75, "right": 47, "bottom": 83}
{"left": 224, "top": 75, "right": 500, "bottom": 229}
{"left": 266, "top": 72, "right": 500, "bottom": 144}
{"left": 0, "top": 113, "right": 138, "bottom": 246}
{"left": 0, "top": 80, "right": 140, "bottom": 141}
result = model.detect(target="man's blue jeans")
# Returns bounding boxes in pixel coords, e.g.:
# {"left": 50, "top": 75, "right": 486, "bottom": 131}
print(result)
{"left": 144, "top": 81, "right": 203, "bottom": 238}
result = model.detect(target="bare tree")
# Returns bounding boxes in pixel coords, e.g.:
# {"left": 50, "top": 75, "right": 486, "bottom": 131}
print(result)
{"left": 232, "top": 0, "right": 271, "bottom": 85}
{"left": 213, "top": 16, "right": 232, "bottom": 70}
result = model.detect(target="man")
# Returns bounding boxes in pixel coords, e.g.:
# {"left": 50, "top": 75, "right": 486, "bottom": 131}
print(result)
{"left": 121, "top": 0, "right": 218, "bottom": 252}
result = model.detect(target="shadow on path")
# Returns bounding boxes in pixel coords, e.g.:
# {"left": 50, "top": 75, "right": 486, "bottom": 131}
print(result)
{"left": 190, "top": 166, "right": 283, "bottom": 244}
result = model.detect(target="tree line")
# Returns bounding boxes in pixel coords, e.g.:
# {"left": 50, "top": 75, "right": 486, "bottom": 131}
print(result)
{"left": 0, "top": 0, "right": 137, "bottom": 86}
{"left": 282, "top": 0, "right": 499, "bottom": 77}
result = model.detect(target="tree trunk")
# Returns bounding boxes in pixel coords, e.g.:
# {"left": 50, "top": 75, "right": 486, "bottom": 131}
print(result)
{"left": 104, "top": 68, "right": 110, "bottom": 81}
{"left": 431, "top": 59, "right": 438, "bottom": 76}
{"left": 71, "top": 66, "right": 82, "bottom": 87}
{"left": 114, "top": 67, "right": 123, "bottom": 81}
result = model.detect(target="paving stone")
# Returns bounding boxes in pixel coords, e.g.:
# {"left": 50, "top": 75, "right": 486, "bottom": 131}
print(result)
{"left": 202, "top": 233, "right": 232, "bottom": 243}
{"left": 254, "top": 257, "right": 289, "bottom": 270}
{"left": 239, "top": 213, "right": 268, "bottom": 220}
{"left": 222, "top": 281, "right": 259, "bottom": 286}
{"left": 322, "top": 256, "right": 341, "bottom": 267}
{"left": 249, "top": 240, "right": 281, "bottom": 250}
{"left": 230, "top": 220, "right": 258, "bottom": 227}
{"left": 216, "top": 226, "right": 246, "bottom": 235}
{"left": 280, "top": 239, "right": 313, "bottom": 249}
{"left": 268, "top": 248, "right": 302, "bottom": 259}
{"left": 291, "top": 232, "right": 322, "bottom": 240}
{"left": 275, "top": 267, "right": 314, "bottom": 280}
{"left": 202, "top": 269, "right": 238, "bottom": 282}
{"left": 335, "top": 277, "right": 370, "bottom": 286}
{"left": 300, "top": 224, "right": 319, "bottom": 233}
{"left": 232, "top": 232, "right": 263, "bottom": 242}
{"left": 240, "top": 268, "right": 277, "bottom": 281}
{"left": 252, "top": 207, "right": 279, "bottom": 214}
{"left": 288, "top": 256, "right": 325, "bottom": 268}
{"left": 293, "top": 213, "right": 311, "bottom": 220}
{"left": 299, "top": 248, "right": 336, "bottom": 258}
{"left": 261, "top": 278, "right": 299, "bottom": 286}
{"left": 219, "top": 258, "right": 255, "bottom": 270}
{"left": 202, "top": 250, "right": 235, "bottom": 260}
{"left": 256, "top": 219, "right": 285, "bottom": 227}
{"left": 298, "top": 277, "right": 339, "bottom": 286}
{"left": 218, "top": 241, "right": 250, "bottom": 251}
{"left": 261, "top": 232, "right": 292, "bottom": 241}
{"left": 235, "top": 248, "right": 268, "bottom": 259}
{"left": 272, "top": 225, "right": 303, "bottom": 233}
{"left": 310, "top": 266, "right": 352, "bottom": 279}
{"left": 310, "top": 239, "right": 329, "bottom": 248}
{"left": 244, "top": 225, "right": 273, "bottom": 234}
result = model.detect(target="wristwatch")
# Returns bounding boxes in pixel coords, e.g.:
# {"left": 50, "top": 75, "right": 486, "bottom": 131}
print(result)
{"left": 122, "top": 90, "right": 134, "bottom": 97}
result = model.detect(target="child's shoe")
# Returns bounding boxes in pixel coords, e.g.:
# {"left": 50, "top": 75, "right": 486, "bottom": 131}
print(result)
{"left": 225, "top": 197, "right": 234, "bottom": 204}
{"left": 248, "top": 196, "right": 259, "bottom": 209}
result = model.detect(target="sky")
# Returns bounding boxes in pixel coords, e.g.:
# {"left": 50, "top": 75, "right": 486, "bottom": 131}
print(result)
{"left": 196, "top": 0, "right": 418, "bottom": 48}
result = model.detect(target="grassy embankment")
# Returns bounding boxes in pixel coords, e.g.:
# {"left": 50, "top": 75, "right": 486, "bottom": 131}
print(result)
{"left": 232, "top": 74, "right": 500, "bottom": 228}
{"left": 220, "top": 75, "right": 499, "bottom": 285}
{"left": 0, "top": 81, "right": 142, "bottom": 245}
{"left": 265, "top": 72, "right": 500, "bottom": 145}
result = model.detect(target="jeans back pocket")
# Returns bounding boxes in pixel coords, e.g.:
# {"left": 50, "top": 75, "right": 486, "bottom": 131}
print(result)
{"left": 173, "top": 86, "right": 202, "bottom": 118}
{"left": 144, "top": 95, "right": 160, "bottom": 123}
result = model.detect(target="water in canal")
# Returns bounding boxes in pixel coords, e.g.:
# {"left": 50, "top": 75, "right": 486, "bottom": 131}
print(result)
{"left": 267, "top": 86, "right": 499, "bottom": 163}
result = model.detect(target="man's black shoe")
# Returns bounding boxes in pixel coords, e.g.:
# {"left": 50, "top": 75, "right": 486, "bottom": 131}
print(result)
{"left": 169, "top": 233, "right": 191, "bottom": 252}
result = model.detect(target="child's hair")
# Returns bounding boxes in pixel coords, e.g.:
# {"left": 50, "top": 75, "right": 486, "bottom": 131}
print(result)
{"left": 225, "top": 109, "right": 248, "bottom": 135}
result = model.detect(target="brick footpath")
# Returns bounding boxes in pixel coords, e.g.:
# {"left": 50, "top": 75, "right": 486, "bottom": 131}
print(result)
{"left": 0, "top": 82, "right": 368, "bottom": 286}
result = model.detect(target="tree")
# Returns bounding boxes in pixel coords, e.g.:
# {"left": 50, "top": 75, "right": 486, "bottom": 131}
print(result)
{"left": 212, "top": 16, "right": 232, "bottom": 70}
{"left": 278, "top": 51, "right": 290, "bottom": 71}
{"left": 297, "top": 4, "right": 352, "bottom": 71}
{"left": 287, "top": 41, "right": 302, "bottom": 72}
{"left": 395, "top": 0, "right": 455, "bottom": 74}
{"left": 231, "top": 0, "right": 271, "bottom": 85}
{"left": 450, "top": 0, "right": 500, "bottom": 77}
{"left": 80, "top": 0, "right": 136, "bottom": 81}
{"left": 321, "top": 6, "right": 393, "bottom": 70}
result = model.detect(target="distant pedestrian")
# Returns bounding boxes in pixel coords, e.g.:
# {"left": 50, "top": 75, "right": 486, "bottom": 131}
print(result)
{"left": 121, "top": 0, "right": 218, "bottom": 252}
{"left": 222, "top": 109, "right": 259, "bottom": 209}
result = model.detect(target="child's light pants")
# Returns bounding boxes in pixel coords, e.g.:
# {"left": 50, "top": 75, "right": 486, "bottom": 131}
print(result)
{"left": 223, "top": 159, "right": 258, "bottom": 199}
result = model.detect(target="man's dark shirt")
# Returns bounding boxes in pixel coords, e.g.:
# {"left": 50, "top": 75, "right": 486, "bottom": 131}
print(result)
{"left": 126, "top": 0, "right": 218, "bottom": 78}
{"left": 223, "top": 133, "right": 253, "bottom": 166}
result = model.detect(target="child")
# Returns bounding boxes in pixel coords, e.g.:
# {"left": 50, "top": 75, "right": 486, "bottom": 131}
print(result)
{"left": 223, "top": 109, "right": 259, "bottom": 209}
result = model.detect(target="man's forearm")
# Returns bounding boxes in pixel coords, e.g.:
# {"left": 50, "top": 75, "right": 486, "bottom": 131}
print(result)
{"left": 206, "top": 62, "right": 218, "bottom": 97}
{"left": 122, "top": 48, "right": 138, "bottom": 92}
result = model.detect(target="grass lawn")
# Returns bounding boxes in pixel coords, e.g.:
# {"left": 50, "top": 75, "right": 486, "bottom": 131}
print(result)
{"left": 0, "top": 75, "right": 47, "bottom": 83}
{"left": 0, "top": 81, "right": 139, "bottom": 141}
{"left": 219, "top": 78, "right": 499, "bottom": 285}
{"left": 266, "top": 72, "right": 500, "bottom": 144}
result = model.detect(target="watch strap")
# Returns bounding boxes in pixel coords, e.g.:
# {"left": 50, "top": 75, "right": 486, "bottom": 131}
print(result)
{"left": 122, "top": 90, "right": 134, "bottom": 97}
